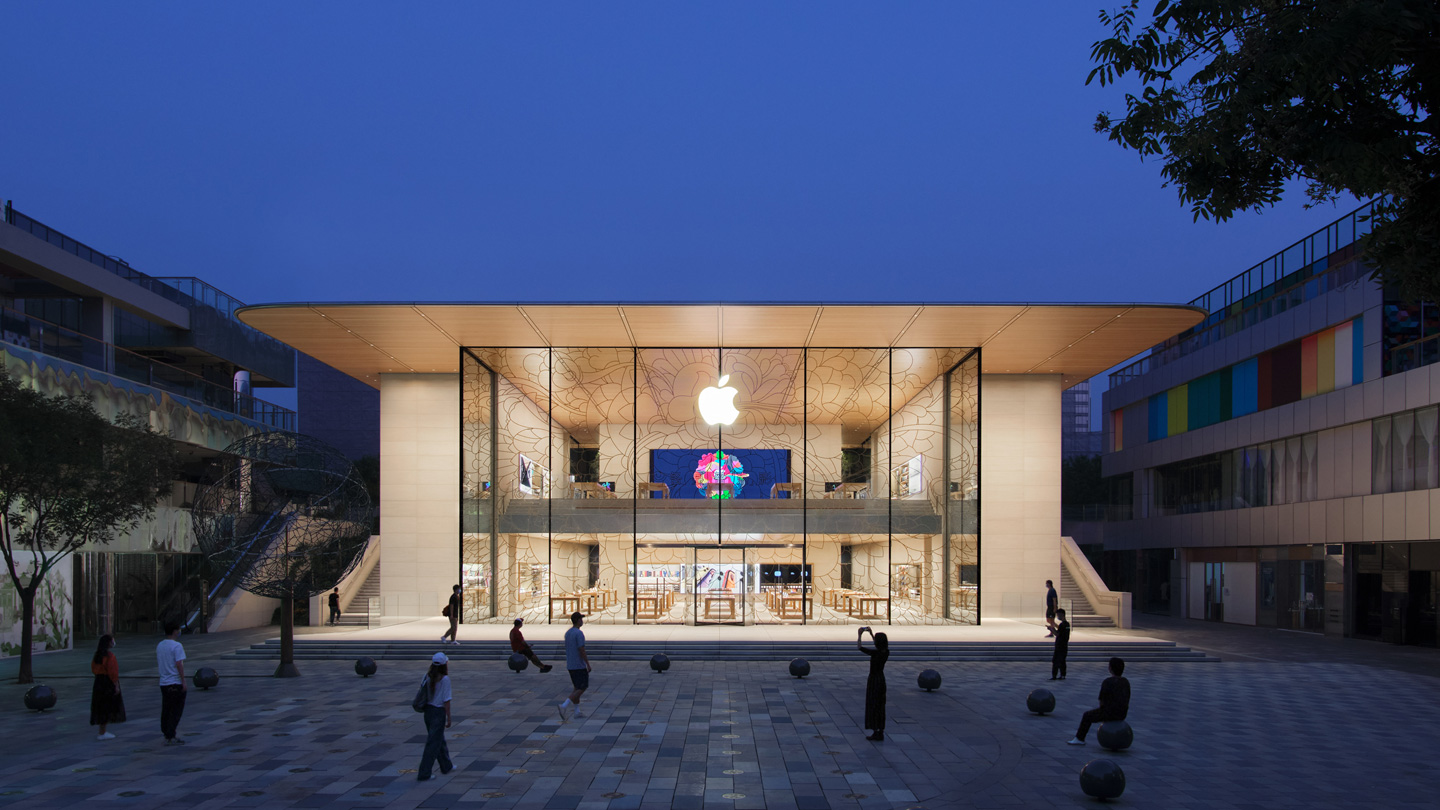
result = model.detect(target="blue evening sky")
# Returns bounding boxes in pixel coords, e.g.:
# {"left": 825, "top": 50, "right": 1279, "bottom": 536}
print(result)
{"left": 3, "top": 3, "right": 1361, "bottom": 414}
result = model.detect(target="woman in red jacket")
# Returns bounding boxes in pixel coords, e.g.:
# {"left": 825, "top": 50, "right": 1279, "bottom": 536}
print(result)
{"left": 89, "top": 634, "right": 126, "bottom": 740}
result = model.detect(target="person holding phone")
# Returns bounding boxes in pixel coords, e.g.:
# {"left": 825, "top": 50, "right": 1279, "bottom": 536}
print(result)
{"left": 857, "top": 626, "right": 889, "bottom": 742}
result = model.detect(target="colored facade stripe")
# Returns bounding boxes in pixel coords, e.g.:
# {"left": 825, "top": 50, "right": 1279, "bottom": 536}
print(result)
{"left": 1300, "top": 334, "right": 1318, "bottom": 398}
{"left": 1334, "top": 321, "right": 1353, "bottom": 390}
{"left": 1272, "top": 341, "right": 1302, "bottom": 406}
{"left": 1149, "top": 390, "right": 1168, "bottom": 441}
{"left": 1316, "top": 327, "right": 1336, "bottom": 394}
{"left": 1257, "top": 352, "right": 1273, "bottom": 410}
{"left": 1232, "top": 358, "right": 1259, "bottom": 417}
{"left": 1112, "top": 408, "right": 1123, "bottom": 452}
{"left": 1167, "top": 383, "right": 1188, "bottom": 436}
{"left": 1353, "top": 314, "right": 1364, "bottom": 384}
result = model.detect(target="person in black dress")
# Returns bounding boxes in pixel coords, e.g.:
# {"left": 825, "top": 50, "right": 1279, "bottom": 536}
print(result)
{"left": 857, "top": 627, "right": 889, "bottom": 741}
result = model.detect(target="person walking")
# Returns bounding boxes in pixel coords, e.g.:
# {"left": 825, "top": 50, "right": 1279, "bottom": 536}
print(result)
{"left": 557, "top": 612, "right": 591, "bottom": 722}
{"left": 857, "top": 627, "right": 889, "bottom": 742}
{"left": 89, "top": 634, "right": 125, "bottom": 740}
{"left": 510, "top": 618, "right": 553, "bottom": 672}
{"left": 156, "top": 622, "right": 187, "bottom": 745}
{"left": 328, "top": 588, "right": 341, "bottom": 626}
{"left": 1045, "top": 579, "right": 1059, "bottom": 637}
{"left": 1050, "top": 608, "right": 1070, "bottom": 680}
{"left": 440, "top": 584, "right": 462, "bottom": 645}
{"left": 1067, "top": 656, "right": 1130, "bottom": 745}
{"left": 416, "top": 652, "right": 454, "bottom": 781}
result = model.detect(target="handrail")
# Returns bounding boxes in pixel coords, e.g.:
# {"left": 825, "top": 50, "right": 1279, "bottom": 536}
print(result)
{"left": 1060, "top": 536, "right": 1132, "bottom": 629}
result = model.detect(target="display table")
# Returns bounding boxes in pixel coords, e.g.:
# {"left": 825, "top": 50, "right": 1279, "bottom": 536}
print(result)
{"left": 640, "top": 482, "right": 670, "bottom": 498}
{"left": 704, "top": 595, "right": 737, "bottom": 620}
{"left": 769, "top": 483, "right": 801, "bottom": 499}
{"left": 572, "top": 482, "right": 616, "bottom": 499}
{"left": 635, "top": 595, "right": 661, "bottom": 619}
{"left": 778, "top": 594, "right": 809, "bottom": 619}
{"left": 827, "top": 482, "right": 869, "bottom": 499}
{"left": 853, "top": 596, "right": 889, "bottom": 619}
{"left": 550, "top": 594, "right": 582, "bottom": 616}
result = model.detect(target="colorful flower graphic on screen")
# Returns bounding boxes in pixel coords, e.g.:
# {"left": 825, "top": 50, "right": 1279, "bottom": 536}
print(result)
{"left": 692, "top": 451, "right": 748, "bottom": 499}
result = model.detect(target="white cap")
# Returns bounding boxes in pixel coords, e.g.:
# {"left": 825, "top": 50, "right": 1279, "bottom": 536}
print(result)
{"left": 431, "top": 652, "right": 448, "bottom": 665}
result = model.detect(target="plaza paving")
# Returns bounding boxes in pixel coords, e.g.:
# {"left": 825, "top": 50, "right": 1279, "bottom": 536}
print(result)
{"left": 1, "top": 620, "right": 1437, "bottom": 809}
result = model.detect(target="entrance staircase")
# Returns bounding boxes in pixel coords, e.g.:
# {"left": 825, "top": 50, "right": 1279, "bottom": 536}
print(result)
{"left": 336, "top": 563, "right": 380, "bottom": 627}
{"left": 1061, "top": 566, "right": 1114, "bottom": 628}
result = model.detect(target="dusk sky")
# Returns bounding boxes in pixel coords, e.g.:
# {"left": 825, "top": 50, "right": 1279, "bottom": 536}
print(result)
{"left": 5, "top": 4, "right": 1361, "bottom": 313}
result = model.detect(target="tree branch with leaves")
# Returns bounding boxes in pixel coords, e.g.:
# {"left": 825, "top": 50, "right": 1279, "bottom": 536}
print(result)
{"left": 1088, "top": 0, "right": 1440, "bottom": 301}
{"left": 0, "top": 370, "right": 180, "bottom": 683}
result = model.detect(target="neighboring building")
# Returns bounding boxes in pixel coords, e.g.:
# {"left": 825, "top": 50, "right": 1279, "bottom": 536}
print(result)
{"left": 1097, "top": 200, "right": 1440, "bottom": 647}
{"left": 1, "top": 201, "right": 298, "bottom": 652}
{"left": 238, "top": 302, "right": 1199, "bottom": 626}
{"left": 1062, "top": 380, "right": 1103, "bottom": 460}
{"left": 297, "top": 351, "right": 379, "bottom": 461}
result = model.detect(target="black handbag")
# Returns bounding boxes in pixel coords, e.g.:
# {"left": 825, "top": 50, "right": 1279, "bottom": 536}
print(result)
{"left": 412, "top": 677, "right": 430, "bottom": 712}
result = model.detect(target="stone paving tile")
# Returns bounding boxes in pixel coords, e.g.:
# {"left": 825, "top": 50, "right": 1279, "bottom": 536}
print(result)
{"left": 1, "top": 656, "right": 1438, "bottom": 808}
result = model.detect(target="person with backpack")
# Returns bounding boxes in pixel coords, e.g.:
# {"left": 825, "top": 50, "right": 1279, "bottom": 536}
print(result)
{"left": 414, "top": 652, "right": 454, "bottom": 780}
{"left": 440, "top": 584, "right": 462, "bottom": 645}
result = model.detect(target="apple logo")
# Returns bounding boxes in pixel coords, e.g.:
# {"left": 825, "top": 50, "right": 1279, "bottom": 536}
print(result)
{"left": 698, "top": 374, "right": 740, "bottom": 426}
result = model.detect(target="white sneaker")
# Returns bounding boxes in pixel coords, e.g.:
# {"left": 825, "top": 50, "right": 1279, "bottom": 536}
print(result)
{"left": 97, "top": 732, "right": 116, "bottom": 741}
{"left": 440, "top": 635, "right": 449, "bottom": 642}
{"left": 1066, "top": 737, "right": 1085, "bottom": 746}
{"left": 558, "top": 702, "right": 572, "bottom": 722}
{"left": 572, "top": 710, "right": 586, "bottom": 719}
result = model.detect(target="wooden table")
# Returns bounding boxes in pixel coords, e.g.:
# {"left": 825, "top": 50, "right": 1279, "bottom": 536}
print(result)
{"left": 550, "top": 595, "right": 582, "bottom": 616}
{"left": 950, "top": 587, "right": 977, "bottom": 610}
{"left": 572, "top": 482, "right": 616, "bottom": 499}
{"left": 704, "top": 595, "right": 737, "bottom": 620}
{"left": 853, "top": 596, "right": 889, "bottom": 619}
{"left": 769, "top": 483, "right": 801, "bottom": 499}
{"left": 640, "top": 482, "right": 670, "bottom": 499}
{"left": 635, "top": 595, "right": 661, "bottom": 619}
{"left": 778, "top": 594, "right": 809, "bottom": 619}
{"left": 828, "top": 482, "right": 869, "bottom": 499}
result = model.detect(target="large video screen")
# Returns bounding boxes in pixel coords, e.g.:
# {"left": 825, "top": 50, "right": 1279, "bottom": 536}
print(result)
{"left": 650, "top": 449, "right": 790, "bottom": 500}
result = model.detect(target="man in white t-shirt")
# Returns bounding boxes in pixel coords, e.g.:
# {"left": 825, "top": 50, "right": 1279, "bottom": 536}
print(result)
{"left": 156, "top": 622, "right": 187, "bottom": 745}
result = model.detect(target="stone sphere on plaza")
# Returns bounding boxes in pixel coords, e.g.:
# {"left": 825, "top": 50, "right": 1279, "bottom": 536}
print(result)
{"left": 917, "top": 669, "right": 942, "bottom": 691}
{"left": 508, "top": 652, "right": 529, "bottom": 673}
{"left": 1079, "top": 758, "right": 1126, "bottom": 800}
{"left": 1098, "top": 721, "right": 1133, "bottom": 751}
{"left": 193, "top": 667, "right": 220, "bottom": 690}
{"left": 355, "top": 657, "right": 377, "bottom": 677}
{"left": 650, "top": 654, "right": 671, "bottom": 673}
{"left": 789, "top": 658, "right": 811, "bottom": 678}
{"left": 1026, "top": 688, "right": 1056, "bottom": 715}
{"left": 24, "top": 685, "right": 57, "bottom": 712}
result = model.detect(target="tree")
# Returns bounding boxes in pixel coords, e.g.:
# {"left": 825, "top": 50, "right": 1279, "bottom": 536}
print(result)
{"left": 0, "top": 370, "right": 180, "bottom": 683}
{"left": 1087, "top": 0, "right": 1440, "bottom": 301}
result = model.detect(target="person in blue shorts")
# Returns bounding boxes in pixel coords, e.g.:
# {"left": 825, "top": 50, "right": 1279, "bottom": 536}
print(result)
{"left": 557, "top": 611, "right": 592, "bottom": 722}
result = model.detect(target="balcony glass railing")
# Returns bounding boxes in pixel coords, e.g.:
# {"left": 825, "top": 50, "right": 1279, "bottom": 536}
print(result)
{"left": 0, "top": 305, "right": 295, "bottom": 431}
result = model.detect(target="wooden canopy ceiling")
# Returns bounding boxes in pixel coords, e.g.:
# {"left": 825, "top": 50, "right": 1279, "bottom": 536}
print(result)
{"left": 238, "top": 302, "right": 1204, "bottom": 390}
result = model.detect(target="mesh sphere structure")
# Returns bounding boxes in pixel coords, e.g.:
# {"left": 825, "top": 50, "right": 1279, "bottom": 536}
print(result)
{"left": 193, "top": 432, "right": 374, "bottom": 602}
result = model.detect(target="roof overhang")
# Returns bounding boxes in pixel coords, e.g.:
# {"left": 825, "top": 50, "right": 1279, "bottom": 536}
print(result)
{"left": 236, "top": 302, "right": 1205, "bottom": 388}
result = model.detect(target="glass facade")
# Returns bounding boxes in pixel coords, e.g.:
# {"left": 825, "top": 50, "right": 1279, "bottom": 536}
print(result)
{"left": 460, "top": 346, "right": 980, "bottom": 625}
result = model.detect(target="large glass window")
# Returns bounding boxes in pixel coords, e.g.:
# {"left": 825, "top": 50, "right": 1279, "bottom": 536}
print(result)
{"left": 1374, "top": 406, "right": 1440, "bottom": 494}
{"left": 460, "top": 345, "right": 981, "bottom": 625}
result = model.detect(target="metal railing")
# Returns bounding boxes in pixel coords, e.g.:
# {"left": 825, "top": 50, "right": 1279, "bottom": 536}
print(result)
{"left": 1110, "top": 200, "right": 1377, "bottom": 386}
{"left": 0, "top": 305, "right": 295, "bottom": 430}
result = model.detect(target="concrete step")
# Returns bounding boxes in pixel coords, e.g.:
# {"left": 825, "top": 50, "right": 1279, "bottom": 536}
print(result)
{"left": 228, "top": 639, "right": 1216, "bottom": 663}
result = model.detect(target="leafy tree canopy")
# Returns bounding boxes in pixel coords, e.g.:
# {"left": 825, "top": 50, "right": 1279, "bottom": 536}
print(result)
{"left": 1088, "top": 0, "right": 1440, "bottom": 301}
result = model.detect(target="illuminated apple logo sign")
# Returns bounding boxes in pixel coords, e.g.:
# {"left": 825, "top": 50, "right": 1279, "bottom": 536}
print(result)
{"left": 698, "top": 375, "right": 740, "bottom": 426}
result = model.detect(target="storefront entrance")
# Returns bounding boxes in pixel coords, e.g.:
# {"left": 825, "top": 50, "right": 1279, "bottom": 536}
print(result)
{"left": 632, "top": 544, "right": 811, "bottom": 626}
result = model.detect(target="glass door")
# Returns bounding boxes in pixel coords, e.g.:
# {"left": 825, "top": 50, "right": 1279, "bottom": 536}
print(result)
{"left": 632, "top": 545, "right": 690, "bottom": 624}
{"left": 694, "top": 547, "right": 746, "bottom": 625}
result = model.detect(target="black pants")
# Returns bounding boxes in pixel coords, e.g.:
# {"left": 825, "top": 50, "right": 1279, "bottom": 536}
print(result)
{"left": 328, "top": 605, "right": 340, "bottom": 624}
{"left": 442, "top": 616, "right": 458, "bottom": 642}
{"left": 1051, "top": 654, "right": 1067, "bottom": 679}
{"left": 520, "top": 645, "right": 545, "bottom": 668}
{"left": 160, "top": 684, "right": 186, "bottom": 740}
{"left": 418, "top": 705, "right": 452, "bottom": 777}
{"left": 1075, "top": 708, "right": 1121, "bottom": 741}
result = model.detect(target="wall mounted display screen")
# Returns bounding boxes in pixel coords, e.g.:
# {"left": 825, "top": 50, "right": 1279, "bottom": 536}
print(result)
{"left": 650, "top": 449, "right": 790, "bottom": 500}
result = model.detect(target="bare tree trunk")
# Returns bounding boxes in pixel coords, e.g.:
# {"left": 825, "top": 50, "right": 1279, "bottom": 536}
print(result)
{"left": 17, "top": 586, "right": 35, "bottom": 684}
{"left": 274, "top": 593, "right": 300, "bottom": 678}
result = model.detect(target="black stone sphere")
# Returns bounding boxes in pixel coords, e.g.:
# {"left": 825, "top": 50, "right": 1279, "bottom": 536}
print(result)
{"left": 1026, "top": 688, "right": 1056, "bottom": 715}
{"left": 508, "top": 652, "right": 529, "bottom": 673}
{"left": 193, "top": 667, "right": 220, "bottom": 690}
{"left": 1079, "top": 758, "right": 1126, "bottom": 800}
{"left": 23, "top": 685, "right": 56, "bottom": 712}
{"left": 917, "top": 669, "right": 942, "bottom": 691}
{"left": 650, "top": 654, "right": 671, "bottom": 673}
{"left": 788, "top": 658, "right": 811, "bottom": 678}
{"left": 355, "top": 657, "right": 378, "bottom": 677}
{"left": 1098, "top": 721, "right": 1133, "bottom": 751}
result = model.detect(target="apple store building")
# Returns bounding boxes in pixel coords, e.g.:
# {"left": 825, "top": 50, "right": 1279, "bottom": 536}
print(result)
{"left": 239, "top": 303, "right": 1200, "bottom": 626}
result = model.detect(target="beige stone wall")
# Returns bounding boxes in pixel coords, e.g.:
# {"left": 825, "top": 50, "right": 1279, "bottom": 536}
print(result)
{"left": 380, "top": 374, "right": 460, "bottom": 617}
{"left": 979, "top": 374, "right": 1062, "bottom": 618}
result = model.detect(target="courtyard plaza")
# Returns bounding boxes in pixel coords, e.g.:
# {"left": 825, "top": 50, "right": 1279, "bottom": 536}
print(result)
{"left": 1, "top": 618, "right": 1436, "bottom": 809}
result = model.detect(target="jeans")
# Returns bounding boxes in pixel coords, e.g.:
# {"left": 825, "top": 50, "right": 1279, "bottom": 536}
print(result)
{"left": 160, "top": 684, "right": 186, "bottom": 740}
{"left": 419, "top": 705, "right": 451, "bottom": 777}
{"left": 1075, "top": 707, "right": 1123, "bottom": 741}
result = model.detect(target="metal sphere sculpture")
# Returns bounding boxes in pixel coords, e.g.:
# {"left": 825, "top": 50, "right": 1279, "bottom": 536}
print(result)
{"left": 508, "top": 653, "right": 530, "bottom": 673}
{"left": 1026, "top": 688, "right": 1056, "bottom": 715}
{"left": 789, "top": 658, "right": 810, "bottom": 678}
{"left": 193, "top": 667, "right": 220, "bottom": 690}
{"left": 1098, "top": 721, "right": 1133, "bottom": 751}
{"left": 650, "top": 653, "right": 671, "bottom": 673}
{"left": 1079, "top": 758, "right": 1126, "bottom": 800}
{"left": 24, "top": 685, "right": 56, "bottom": 712}
{"left": 193, "top": 431, "right": 373, "bottom": 677}
{"left": 917, "top": 669, "right": 942, "bottom": 691}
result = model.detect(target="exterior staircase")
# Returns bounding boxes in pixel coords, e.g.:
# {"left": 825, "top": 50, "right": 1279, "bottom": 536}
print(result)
{"left": 1061, "top": 566, "right": 1114, "bottom": 628}
{"left": 337, "top": 562, "right": 380, "bottom": 627}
